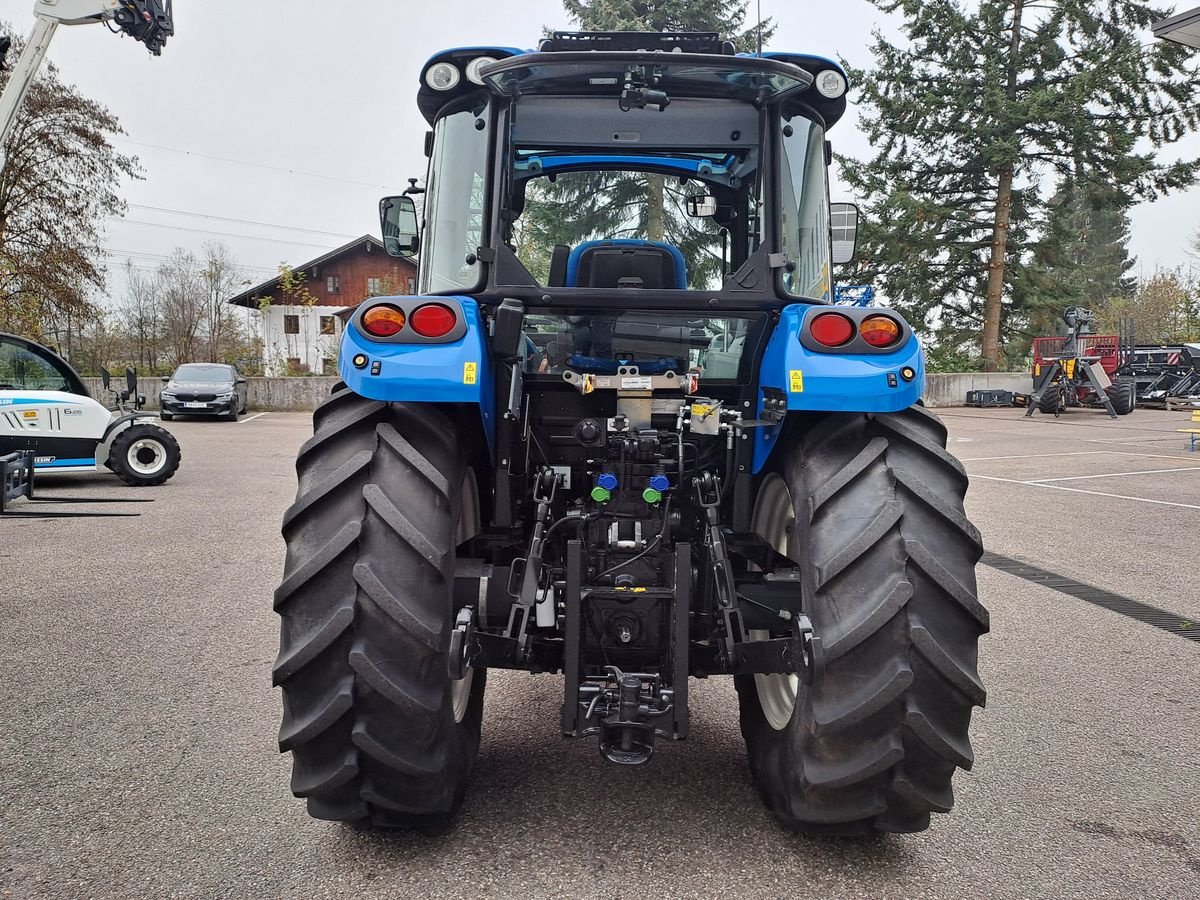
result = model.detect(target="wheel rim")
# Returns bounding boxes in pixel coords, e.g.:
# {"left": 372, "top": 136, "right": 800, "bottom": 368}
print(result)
{"left": 751, "top": 473, "right": 799, "bottom": 731}
{"left": 451, "top": 468, "right": 480, "bottom": 724}
{"left": 128, "top": 438, "right": 167, "bottom": 475}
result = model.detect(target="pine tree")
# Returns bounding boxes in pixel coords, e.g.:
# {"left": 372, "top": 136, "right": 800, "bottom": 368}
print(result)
{"left": 520, "top": 1, "right": 773, "bottom": 285}
{"left": 841, "top": 1, "right": 1200, "bottom": 370}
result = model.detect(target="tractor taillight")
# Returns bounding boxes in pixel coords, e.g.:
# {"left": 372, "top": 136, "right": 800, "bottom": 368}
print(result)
{"left": 361, "top": 305, "right": 406, "bottom": 337}
{"left": 409, "top": 303, "right": 458, "bottom": 338}
{"left": 860, "top": 315, "right": 902, "bottom": 348}
{"left": 809, "top": 312, "right": 855, "bottom": 347}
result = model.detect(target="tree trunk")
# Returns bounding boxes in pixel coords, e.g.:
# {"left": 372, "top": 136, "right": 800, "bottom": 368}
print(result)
{"left": 981, "top": 0, "right": 1024, "bottom": 372}
{"left": 981, "top": 164, "right": 1013, "bottom": 370}
{"left": 647, "top": 174, "right": 665, "bottom": 242}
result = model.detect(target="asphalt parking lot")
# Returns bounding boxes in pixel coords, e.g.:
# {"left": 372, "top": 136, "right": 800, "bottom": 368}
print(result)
{"left": 2, "top": 407, "right": 1198, "bottom": 899}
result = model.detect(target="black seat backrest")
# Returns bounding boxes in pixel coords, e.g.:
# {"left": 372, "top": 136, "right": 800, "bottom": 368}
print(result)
{"left": 548, "top": 244, "right": 570, "bottom": 287}
{"left": 572, "top": 241, "right": 684, "bottom": 289}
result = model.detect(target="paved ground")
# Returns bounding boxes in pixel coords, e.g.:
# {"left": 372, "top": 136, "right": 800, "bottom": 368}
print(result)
{"left": 1, "top": 407, "right": 1198, "bottom": 899}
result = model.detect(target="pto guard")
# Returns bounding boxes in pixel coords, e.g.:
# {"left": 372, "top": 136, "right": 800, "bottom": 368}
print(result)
{"left": 338, "top": 297, "right": 496, "bottom": 457}
{"left": 752, "top": 304, "right": 924, "bottom": 472}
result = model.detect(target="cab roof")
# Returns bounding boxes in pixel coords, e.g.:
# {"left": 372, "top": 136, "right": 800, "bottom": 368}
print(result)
{"left": 416, "top": 33, "right": 849, "bottom": 127}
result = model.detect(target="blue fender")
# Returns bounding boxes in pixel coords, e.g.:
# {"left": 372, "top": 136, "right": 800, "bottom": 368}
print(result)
{"left": 752, "top": 304, "right": 924, "bottom": 472}
{"left": 337, "top": 298, "right": 496, "bottom": 458}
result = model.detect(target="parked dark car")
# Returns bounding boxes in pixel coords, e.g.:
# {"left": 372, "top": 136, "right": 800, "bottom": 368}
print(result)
{"left": 159, "top": 363, "right": 248, "bottom": 421}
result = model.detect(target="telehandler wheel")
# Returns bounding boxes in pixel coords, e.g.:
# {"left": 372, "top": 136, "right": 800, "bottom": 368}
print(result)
{"left": 736, "top": 406, "right": 987, "bottom": 835}
{"left": 273, "top": 387, "right": 485, "bottom": 829}
{"left": 107, "top": 423, "right": 181, "bottom": 486}
{"left": 1107, "top": 376, "right": 1136, "bottom": 415}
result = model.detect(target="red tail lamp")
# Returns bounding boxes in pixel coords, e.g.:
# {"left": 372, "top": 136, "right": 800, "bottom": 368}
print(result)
{"left": 809, "top": 312, "right": 855, "bottom": 347}
{"left": 361, "top": 304, "right": 406, "bottom": 337}
{"left": 860, "top": 315, "right": 902, "bottom": 348}
{"left": 409, "top": 303, "right": 458, "bottom": 338}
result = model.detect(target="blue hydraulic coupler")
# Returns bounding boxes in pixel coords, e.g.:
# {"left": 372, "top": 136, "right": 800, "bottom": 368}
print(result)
{"left": 597, "top": 472, "right": 619, "bottom": 491}
{"left": 649, "top": 474, "right": 670, "bottom": 492}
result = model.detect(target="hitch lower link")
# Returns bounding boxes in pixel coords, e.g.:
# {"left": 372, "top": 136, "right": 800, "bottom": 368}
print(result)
{"left": 694, "top": 471, "right": 824, "bottom": 686}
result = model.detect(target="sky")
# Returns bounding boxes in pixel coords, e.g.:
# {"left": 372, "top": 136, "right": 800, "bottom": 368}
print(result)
{"left": 4, "top": 0, "right": 1198, "bottom": 303}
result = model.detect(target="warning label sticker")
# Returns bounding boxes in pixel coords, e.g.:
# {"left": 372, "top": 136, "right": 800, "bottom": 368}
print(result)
{"left": 463, "top": 362, "right": 478, "bottom": 385}
{"left": 789, "top": 370, "right": 804, "bottom": 393}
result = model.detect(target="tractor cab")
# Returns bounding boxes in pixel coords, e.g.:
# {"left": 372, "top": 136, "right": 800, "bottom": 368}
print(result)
{"left": 382, "top": 34, "right": 855, "bottom": 308}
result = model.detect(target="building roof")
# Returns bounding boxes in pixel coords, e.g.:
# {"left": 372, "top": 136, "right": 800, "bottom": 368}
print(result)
{"left": 227, "top": 235, "right": 388, "bottom": 308}
{"left": 1154, "top": 5, "right": 1200, "bottom": 48}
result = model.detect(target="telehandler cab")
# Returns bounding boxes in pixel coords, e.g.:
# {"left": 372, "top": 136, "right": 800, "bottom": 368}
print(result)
{"left": 274, "top": 31, "right": 987, "bottom": 835}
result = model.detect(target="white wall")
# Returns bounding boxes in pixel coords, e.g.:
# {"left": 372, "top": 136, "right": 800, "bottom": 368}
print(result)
{"left": 256, "top": 305, "right": 343, "bottom": 376}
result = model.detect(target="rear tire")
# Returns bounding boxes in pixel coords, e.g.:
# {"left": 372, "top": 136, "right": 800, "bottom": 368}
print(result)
{"left": 1107, "top": 376, "right": 1136, "bottom": 415}
{"left": 273, "top": 387, "right": 485, "bottom": 828}
{"left": 737, "top": 407, "right": 987, "bottom": 835}
{"left": 107, "top": 424, "right": 181, "bottom": 486}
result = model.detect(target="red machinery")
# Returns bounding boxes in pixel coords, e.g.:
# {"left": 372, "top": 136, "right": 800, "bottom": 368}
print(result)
{"left": 1028, "top": 308, "right": 1136, "bottom": 417}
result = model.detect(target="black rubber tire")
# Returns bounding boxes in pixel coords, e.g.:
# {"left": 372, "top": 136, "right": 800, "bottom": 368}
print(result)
{"left": 736, "top": 406, "right": 988, "bottom": 835}
{"left": 106, "top": 423, "right": 181, "bottom": 486}
{"left": 1037, "top": 381, "right": 1061, "bottom": 415}
{"left": 273, "top": 387, "right": 485, "bottom": 828}
{"left": 1107, "top": 377, "right": 1136, "bottom": 416}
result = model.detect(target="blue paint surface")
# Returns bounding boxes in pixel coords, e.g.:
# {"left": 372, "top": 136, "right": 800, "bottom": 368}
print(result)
{"left": 338, "top": 298, "right": 495, "bottom": 457}
{"left": 752, "top": 304, "right": 924, "bottom": 472}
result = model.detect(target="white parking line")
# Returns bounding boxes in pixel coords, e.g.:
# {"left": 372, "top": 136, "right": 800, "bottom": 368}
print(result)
{"left": 970, "top": 473, "right": 1200, "bottom": 511}
{"left": 1029, "top": 466, "right": 1200, "bottom": 484}
{"left": 960, "top": 451, "right": 1109, "bottom": 462}
{"left": 238, "top": 413, "right": 267, "bottom": 424}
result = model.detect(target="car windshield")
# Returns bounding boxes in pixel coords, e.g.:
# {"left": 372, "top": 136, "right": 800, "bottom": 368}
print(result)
{"left": 173, "top": 365, "right": 232, "bottom": 382}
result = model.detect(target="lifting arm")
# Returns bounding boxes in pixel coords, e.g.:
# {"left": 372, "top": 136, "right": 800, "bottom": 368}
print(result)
{"left": 0, "top": 1, "right": 173, "bottom": 171}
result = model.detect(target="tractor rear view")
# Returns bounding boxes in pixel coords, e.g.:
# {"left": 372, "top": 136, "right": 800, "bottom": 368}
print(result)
{"left": 272, "top": 32, "right": 987, "bottom": 836}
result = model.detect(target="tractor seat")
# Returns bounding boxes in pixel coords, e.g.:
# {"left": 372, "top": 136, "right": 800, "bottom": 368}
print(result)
{"left": 563, "top": 240, "right": 688, "bottom": 290}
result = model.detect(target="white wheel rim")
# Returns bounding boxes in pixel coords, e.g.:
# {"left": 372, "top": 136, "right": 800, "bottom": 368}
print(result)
{"left": 451, "top": 469, "right": 480, "bottom": 724}
{"left": 751, "top": 474, "right": 799, "bottom": 731}
{"left": 128, "top": 438, "right": 167, "bottom": 475}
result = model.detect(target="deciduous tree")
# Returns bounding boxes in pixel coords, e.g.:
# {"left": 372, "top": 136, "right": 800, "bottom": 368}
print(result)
{"left": 0, "top": 30, "right": 140, "bottom": 341}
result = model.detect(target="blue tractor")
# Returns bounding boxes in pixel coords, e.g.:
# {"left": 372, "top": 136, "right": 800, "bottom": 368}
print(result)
{"left": 273, "top": 32, "right": 987, "bottom": 835}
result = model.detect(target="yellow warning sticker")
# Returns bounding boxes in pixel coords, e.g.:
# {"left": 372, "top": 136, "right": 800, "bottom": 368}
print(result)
{"left": 463, "top": 361, "right": 478, "bottom": 385}
{"left": 22, "top": 410, "right": 38, "bottom": 418}
{"left": 789, "top": 369, "right": 804, "bottom": 393}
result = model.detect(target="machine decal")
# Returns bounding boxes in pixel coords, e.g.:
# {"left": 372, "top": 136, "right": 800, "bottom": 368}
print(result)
{"left": 463, "top": 361, "right": 478, "bottom": 384}
{"left": 789, "top": 369, "right": 804, "bottom": 392}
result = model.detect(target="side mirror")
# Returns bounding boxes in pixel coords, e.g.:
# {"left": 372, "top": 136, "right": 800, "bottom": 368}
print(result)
{"left": 236, "top": 377, "right": 246, "bottom": 385}
{"left": 125, "top": 367, "right": 138, "bottom": 394}
{"left": 686, "top": 194, "right": 718, "bottom": 218}
{"left": 101, "top": 367, "right": 112, "bottom": 390}
{"left": 380, "top": 195, "right": 419, "bottom": 258}
{"left": 831, "top": 202, "right": 859, "bottom": 265}
{"left": 161, "top": 375, "right": 170, "bottom": 383}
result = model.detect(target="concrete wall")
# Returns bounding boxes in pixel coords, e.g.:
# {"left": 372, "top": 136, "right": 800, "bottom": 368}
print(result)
{"left": 82, "top": 376, "right": 342, "bottom": 411}
{"left": 923, "top": 372, "right": 1032, "bottom": 408}
{"left": 82, "top": 373, "right": 1031, "bottom": 412}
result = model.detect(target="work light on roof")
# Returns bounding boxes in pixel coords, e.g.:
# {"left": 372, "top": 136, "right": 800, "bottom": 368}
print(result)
{"left": 815, "top": 69, "right": 846, "bottom": 99}
{"left": 465, "top": 56, "right": 498, "bottom": 85}
{"left": 426, "top": 62, "right": 460, "bottom": 91}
